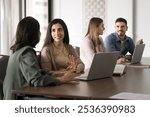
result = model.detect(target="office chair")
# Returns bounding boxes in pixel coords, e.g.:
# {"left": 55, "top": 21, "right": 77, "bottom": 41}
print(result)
{"left": 0, "top": 55, "right": 9, "bottom": 99}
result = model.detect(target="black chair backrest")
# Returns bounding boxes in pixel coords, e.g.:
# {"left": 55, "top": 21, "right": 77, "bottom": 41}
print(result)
{"left": 0, "top": 55, "right": 9, "bottom": 99}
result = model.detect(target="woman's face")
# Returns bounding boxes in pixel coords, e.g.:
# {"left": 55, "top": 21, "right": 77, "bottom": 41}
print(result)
{"left": 97, "top": 22, "right": 105, "bottom": 35}
{"left": 51, "top": 23, "right": 65, "bottom": 43}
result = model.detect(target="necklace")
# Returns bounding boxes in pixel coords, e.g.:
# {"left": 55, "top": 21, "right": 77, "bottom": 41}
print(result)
{"left": 52, "top": 43, "right": 65, "bottom": 55}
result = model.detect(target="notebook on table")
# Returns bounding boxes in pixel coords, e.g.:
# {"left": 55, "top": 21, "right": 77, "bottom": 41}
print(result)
{"left": 76, "top": 52, "right": 119, "bottom": 81}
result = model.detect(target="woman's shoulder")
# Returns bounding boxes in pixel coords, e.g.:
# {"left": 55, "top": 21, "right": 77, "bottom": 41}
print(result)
{"left": 14, "top": 46, "right": 37, "bottom": 62}
{"left": 20, "top": 46, "right": 35, "bottom": 54}
{"left": 22, "top": 46, "right": 34, "bottom": 50}
{"left": 81, "top": 36, "right": 92, "bottom": 44}
{"left": 41, "top": 44, "right": 53, "bottom": 51}
{"left": 84, "top": 35, "right": 91, "bottom": 40}
{"left": 64, "top": 43, "right": 74, "bottom": 48}
{"left": 20, "top": 46, "right": 36, "bottom": 55}
{"left": 43, "top": 44, "right": 53, "bottom": 48}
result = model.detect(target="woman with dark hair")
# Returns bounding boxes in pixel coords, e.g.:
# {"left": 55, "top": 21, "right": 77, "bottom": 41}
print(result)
{"left": 3, "top": 17, "right": 77, "bottom": 100}
{"left": 80, "top": 17, "right": 106, "bottom": 69}
{"left": 41, "top": 18, "right": 84, "bottom": 76}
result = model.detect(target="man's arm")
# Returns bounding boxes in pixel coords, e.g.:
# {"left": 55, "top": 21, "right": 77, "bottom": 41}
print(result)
{"left": 104, "top": 35, "right": 117, "bottom": 52}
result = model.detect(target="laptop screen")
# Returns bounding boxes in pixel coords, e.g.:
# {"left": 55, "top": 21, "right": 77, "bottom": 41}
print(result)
{"left": 131, "top": 44, "right": 145, "bottom": 64}
{"left": 76, "top": 52, "right": 119, "bottom": 81}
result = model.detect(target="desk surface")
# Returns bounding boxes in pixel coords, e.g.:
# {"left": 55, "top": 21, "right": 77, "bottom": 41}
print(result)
{"left": 12, "top": 67, "right": 150, "bottom": 99}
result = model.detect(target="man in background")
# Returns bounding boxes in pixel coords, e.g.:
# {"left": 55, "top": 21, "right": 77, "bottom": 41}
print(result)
{"left": 104, "top": 17, "right": 143, "bottom": 64}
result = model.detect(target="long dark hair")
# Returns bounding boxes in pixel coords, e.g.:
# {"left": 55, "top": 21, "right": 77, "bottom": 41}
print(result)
{"left": 43, "top": 18, "right": 69, "bottom": 47}
{"left": 10, "top": 16, "right": 40, "bottom": 53}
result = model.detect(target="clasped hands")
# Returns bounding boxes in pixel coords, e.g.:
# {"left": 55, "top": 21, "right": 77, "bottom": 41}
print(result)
{"left": 66, "top": 55, "right": 82, "bottom": 74}
{"left": 57, "top": 55, "right": 82, "bottom": 83}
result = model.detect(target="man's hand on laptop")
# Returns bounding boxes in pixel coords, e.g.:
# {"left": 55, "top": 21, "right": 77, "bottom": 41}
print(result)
{"left": 125, "top": 54, "right": 132, "bottom": 61}
{"left": 117, "top": 57, "right": 126, "bottom": 64}
{"left": 136, "top": 39, "right": 143, "bottom": 45}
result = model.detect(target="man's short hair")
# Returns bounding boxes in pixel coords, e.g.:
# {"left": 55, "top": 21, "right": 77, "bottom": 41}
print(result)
{"left": 115, "top": 17, "right": 127, "bottom": 25}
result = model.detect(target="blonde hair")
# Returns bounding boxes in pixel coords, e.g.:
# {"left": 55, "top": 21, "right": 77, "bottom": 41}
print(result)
{"left": 85, "top": 17, "right": 103, "bottom": 40}
{"left": 85, "top": 17, "right": 103, "bottom": 49}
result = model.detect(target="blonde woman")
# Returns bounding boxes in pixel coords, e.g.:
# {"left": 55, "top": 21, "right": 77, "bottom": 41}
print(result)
{"left": 80, "top": 17, "right": 105, "bottom": 69}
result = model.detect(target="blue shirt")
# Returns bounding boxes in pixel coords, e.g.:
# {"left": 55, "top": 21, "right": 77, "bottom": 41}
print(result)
{"left": 104, "top": 33, "right": 135, "bottom": 58}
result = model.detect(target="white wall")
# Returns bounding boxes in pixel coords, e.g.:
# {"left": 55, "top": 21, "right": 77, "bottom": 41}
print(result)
{"left": 136, "top": 0, "right": 150, "bottom": 57}
{"left": 52, "top": 0, "right": 83, "bottom": 47}
{"left": 106, "top": 0, "right": 133, "bottom": 37}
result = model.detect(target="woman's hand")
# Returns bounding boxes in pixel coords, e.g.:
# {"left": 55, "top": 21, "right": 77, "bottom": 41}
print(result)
{"left": 50, "top": 70, "right": 67, "bottom": 77}
{"left": 56, "top": 70, "right": 79, "bottom": 83}
{"left": 67, "top": 55, "right": 77, "bottom": 72}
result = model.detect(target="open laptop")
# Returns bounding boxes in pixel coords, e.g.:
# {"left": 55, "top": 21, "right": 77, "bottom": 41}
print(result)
{"left": 125, "top": 44, "right": 145, "bottom": 64}
{"left": 76, "top": 52, "right": 119, "bottom": 81}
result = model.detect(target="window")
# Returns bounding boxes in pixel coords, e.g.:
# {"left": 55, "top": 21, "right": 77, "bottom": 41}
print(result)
{"left": 26, "top": 0, "right": 49, "bottom": 51}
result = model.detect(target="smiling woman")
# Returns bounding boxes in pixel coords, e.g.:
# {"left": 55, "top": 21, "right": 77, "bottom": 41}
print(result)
{"left": 40, "top": 18, "right": 85, "bottom": 76}
{"left": 3, "top": 17, "right": 79, "bottom": 100}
